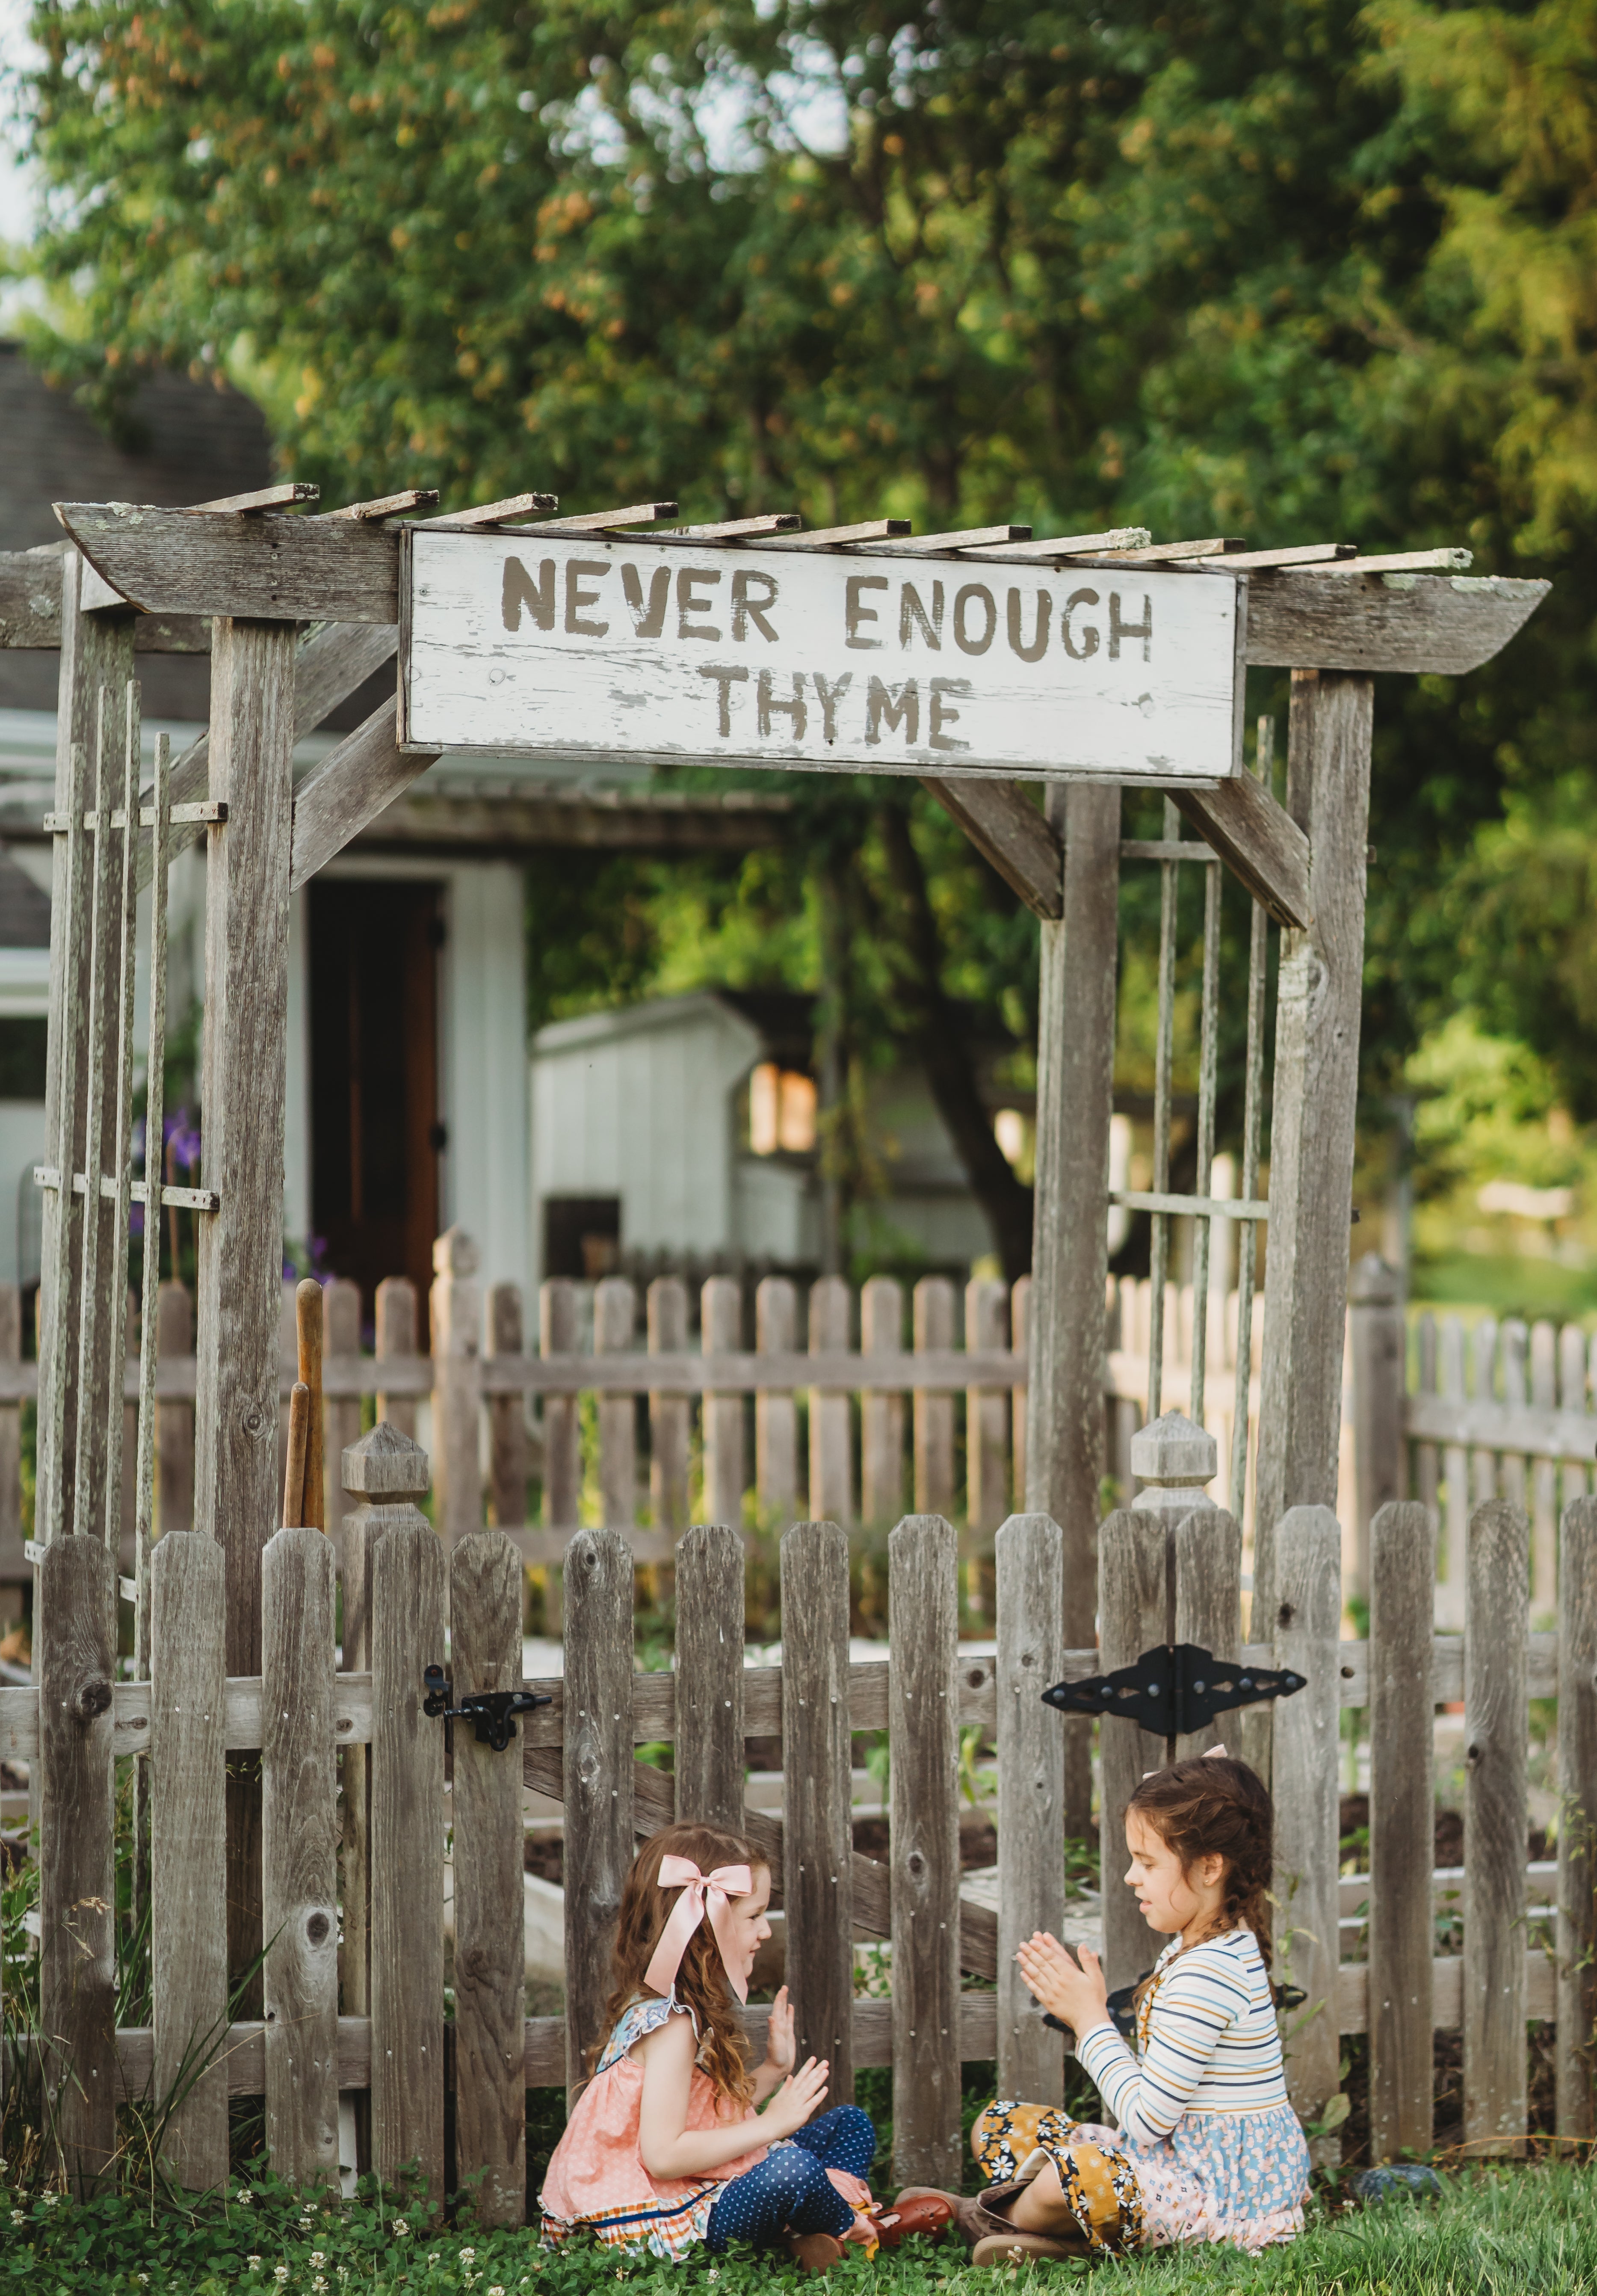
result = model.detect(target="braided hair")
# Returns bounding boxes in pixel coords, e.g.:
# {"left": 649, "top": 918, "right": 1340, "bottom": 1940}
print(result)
{"left": 1125, "top": 1754, "right": 1274, "bottom": 2005}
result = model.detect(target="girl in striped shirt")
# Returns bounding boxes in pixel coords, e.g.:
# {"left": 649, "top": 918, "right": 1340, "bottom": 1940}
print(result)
{"left": 957, "top": 1754, "right": 1310, "bottom": 2259}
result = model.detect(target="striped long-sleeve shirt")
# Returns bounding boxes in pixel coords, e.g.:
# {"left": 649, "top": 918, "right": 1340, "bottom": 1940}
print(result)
{"left": 1074, "top": 1927, "right": 1289, "bottom": 2148}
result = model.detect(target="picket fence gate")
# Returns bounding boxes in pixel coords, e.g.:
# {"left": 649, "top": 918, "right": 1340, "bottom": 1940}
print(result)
{"left": 5, "top": 1417, "right": 1596, "bottom": 2200}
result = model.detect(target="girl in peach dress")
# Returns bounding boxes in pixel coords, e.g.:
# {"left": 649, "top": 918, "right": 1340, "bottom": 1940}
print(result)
{"left": 539, "top": 1822, "right": 878, "bottom": 2269}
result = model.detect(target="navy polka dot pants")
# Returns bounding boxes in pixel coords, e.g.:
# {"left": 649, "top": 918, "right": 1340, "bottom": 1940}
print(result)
{"left": 704, "top": 2106, "right": 877, "bottom": 2252}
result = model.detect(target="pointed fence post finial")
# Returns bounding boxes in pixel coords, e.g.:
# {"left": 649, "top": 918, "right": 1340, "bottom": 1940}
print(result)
{"left": 1130, "top": 1409, "right": 1217, "bottom": 1514}
{"left": 343, "top": 1420, "right": 431, "bottom": 1502}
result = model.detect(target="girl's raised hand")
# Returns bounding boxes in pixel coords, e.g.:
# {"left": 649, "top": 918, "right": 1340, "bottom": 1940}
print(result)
{"left": 1015, "top": 1932, "right": 1110, "bottom": 2035}
{"left": 760, "top": 2054, "right": 829, "bottom": 2138}
{"left": 763, "top": 1984, "right": 796, "bottom": 2077}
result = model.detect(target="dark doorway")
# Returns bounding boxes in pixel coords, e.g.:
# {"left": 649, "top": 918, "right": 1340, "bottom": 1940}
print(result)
{"left": 309, "top": 879, "right": 442, "bottom": 1312}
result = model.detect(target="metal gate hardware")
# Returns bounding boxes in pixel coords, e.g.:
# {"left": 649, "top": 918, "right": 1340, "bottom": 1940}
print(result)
{"left": 1041, "top": 1643, "right": 1305, "bottom": 1739}
{"left": 422, "top": 1664, "right": 551, "bottom": 1751}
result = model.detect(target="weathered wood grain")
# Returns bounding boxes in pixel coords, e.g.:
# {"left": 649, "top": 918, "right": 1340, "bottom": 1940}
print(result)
{"left": 370, "top": 1512, "right": 447, "bottom": 2202}
{"left": 701, "top": 1276, "right": 744, "bottom": 1535}
{"left": 1253, "top": 673, "right": 1374, "bottom": 1615}
{"left": 450, "top": 1531, "right": 527, "bottom": 2225}
{"left": 1009, "top": 1274, "right": 1030, "bottom": 1525}
{"left": 1500, "top": 1321, "right": 1529, "bottom": 1527}
{"left": 0, "top": 542, "right": 208, "bottom": 652}
{"left": 1027, "top": 781, "right": 1118, "bottom": 1831}
{"left": 1413, "top": 1312, "right": 1439, "bottom": 1552}
{"left": 674, "top": 1523, "right": 747, "bottom": 1831}
{"left": 157, "top": 1280, "right": 195, "bottom": 1532}
{"left": 562, "top": 1529, "right": 636, "bottom": 2097}
{"left": 919, "top": 778, "right": 1062, "bottom": 919}
{"left": 965, "top": 1278, "right": 1009, "bottom": 1557}
{"left": 262, "top": 1526, "right": 340, "bottom": 2190}
{"left": 1349, "top": 1258, "right": 1405, "bottom": 1605}
{"left": 1272, "top": 1505, "right": 1343, "bottom": 2159}
{"left": 1465, "top": 1498, "right": 1529, "bottom": 2155}
{"left": 192, "top": 616, "right": 298, "bottom": 2013}
{"left": 890, "top": 1513, "right": 963, "bottom": 2185}
{"left": 487, "top": 1284, "right": 529, "bottom": 1532}
{"left": 289, "top": 701, "right": 439, "bottom": 889}
{"left": 374, "top": 1277, "right": 419, "bottom": 1442}
{"left": 994, "top": 1512, "right": 1067, "bottom": 2098}
{"left": 38, "top": 561, "right": 131, "bottom": 1547}
{"left": 860, "top": 1277, "right": 905, "bottom": 1527}
{"left": 1367, "top": 1501, "right": 1435, "bottom": 2163}
{"left": 595, "top": 1277, "right": 637, "bottom": 1531}
{"left": 1532, "top": 1322, "right": 1559, "bottom": 1615}
{"left": 1558, "top": 1497, "right": 1597, "bottom": 2144}
{"left": 1172, "top": 1508, "right": 1241, "bottom": 1764}
{"left": 913, "top": 1277, "right": 955, "bottom": 1518}
{"left": 55, "top": 503, "right": 401, "bottom": 624}
{"left": 1470, "top": 1319, "right": 1499, "bottom": 1511}
{"left": 755, "top": 1277, "right": 798, "bottom": 1522}
{"left": 1245, "top": 571, "right": 1548, "bottom": 675}
{"left": 295, "top": 1280, "right": 325, "bottom": 1532}
{"left": 0, "top": 1286, "right": 20, "bottom": 1582}
{"left": 38, "top": 1532, "right": 118, "bottom": 2191}
{"left": 781, "top": 1520, "right": 856, "bottom": 2100}
{"left": 1098, "top": 1509, "right": 1169, "bottom": 1995}
{"left": 322, "top": 1280, "right": 363, "bottom": 1538}
{"left": 431, "top": 1229, "right": 483, "bottom": 1545}
{"left": 1171, "top": 770, "right": 1312, "bottom": 929}
{"left": 645, "top": 1279, "right": 689, "bottom": 1539}
{"left": 808, "top": 1279, "right": 854, "bottom": 1525}
{"left": 1440, "top": 1317, "right": 1469, "bottom": 1629}
{"left": 539, "top": 1279, "right": 579, "bottom": 1635}
{"left": 150, "top": 1532, "right": 229, "bottom": 2189}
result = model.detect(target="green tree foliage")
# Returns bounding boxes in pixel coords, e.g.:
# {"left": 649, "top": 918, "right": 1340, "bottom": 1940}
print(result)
{"left": 8, "top": 0, "right": 1596, "bottom": 1244}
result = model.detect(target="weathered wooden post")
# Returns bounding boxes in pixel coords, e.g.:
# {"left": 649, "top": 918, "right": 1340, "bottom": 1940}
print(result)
{"left": 1025, "top": 782, "right": 1117, "bottom": 1835}
{"left": 1349, "top": 1254, "right": 1405, "bottom": 1606}
{"left": 1253, "top": 673, "right": 1375, "bottom": 1625}
{"left": 431, "top": 1226, "right": 484, "bottom": 1544}
{"left": 1271, "top": 1503, "right": 1342, "bottom": 2160}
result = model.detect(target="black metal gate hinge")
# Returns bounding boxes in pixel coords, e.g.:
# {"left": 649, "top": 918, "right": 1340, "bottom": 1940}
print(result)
{"left": 1041, "top": 1642, "right": 1305, "bottom": 1739}
{"left": 423, "top": 1665, "right": 551, "bottom": 1752}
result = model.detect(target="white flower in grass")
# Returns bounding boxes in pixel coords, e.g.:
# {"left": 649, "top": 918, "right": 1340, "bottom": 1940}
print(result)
{"left": 459, "top": 2249, "right": 476, "bottom": 2264}
{"left": 246, "top": 2257, "right": 262, "bottom": 2271}
{"left": 393, "top": 2219, "right": 411, "bottom": 2238}
{"left": 490, "top": 2284, "right": 507, "bottom": 2294}
{"left": 238, "top": 2188, "right": 254, "bottom": 2204}
{"left": 310, "top": 2254, "right": 327, "bottom": 2268}
{"left": 274, "top": 2265, "right": 291, "bottom": 2283}
{"left": 313, "top": 2278, "right": 328, "bottom": 2292}
{"left": 9, "top": 2210, "right": 23, "bottom": 2227}
{"left": 40, "top": 2192, "right": 59, "bottom": 2208}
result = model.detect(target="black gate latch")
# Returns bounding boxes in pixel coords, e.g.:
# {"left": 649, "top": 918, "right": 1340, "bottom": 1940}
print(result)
{"left": 423, "top": 1664, "right": 551, "bottom": 1752}
{"left": 1041, "top": 1643, "right": 1305, "bottom": 1739}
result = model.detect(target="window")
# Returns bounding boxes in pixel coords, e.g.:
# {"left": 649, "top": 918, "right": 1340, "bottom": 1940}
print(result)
{"left": 748, "top": 1062, "right": 816, "bottom": 1155}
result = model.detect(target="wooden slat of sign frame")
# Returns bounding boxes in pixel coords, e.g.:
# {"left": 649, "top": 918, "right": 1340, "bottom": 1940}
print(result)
{"left": 289, "top": 702, "right": 440, "bottom": 891}
{"left": 450, "top": 1532, "right": 528, "bottom": 2225}
{"left": 369, "top": 1516, "right": 447, "bottom": 2202}
{"left": 959, "top": 527, "right": 1150, "bottom": 561}
{"left": 1171, "top": 773, "right": 1313, "bottom": 929}
{"left": 0, "top": 547, "right": 212, "bottom": 652}
{"left": 920, "top": 777, "right": 1062, "bottom": 919}
{"left": 399, "top": 530, "right": 1243, "bottom": 784}
{"left": 261, "top": 1526, "right": 340, "bottom": 2191}
{"left": 1246, "top": 572, "right": 1548, "bottom": 675}
{"left": 55, "top": 504, "right": 401, "bottom": 623}
{"left": 189, "top": 482, "right": 320, "bottom": 514}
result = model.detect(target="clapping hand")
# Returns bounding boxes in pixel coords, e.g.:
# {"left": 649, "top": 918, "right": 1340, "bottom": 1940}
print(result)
{"left": 1015, "top": 1930, "right": 1109, "bottom": 2038}
{"left": 760, "top": 2055, "right": 830, "bottom": 2139}
{"left": 763, "top": 1984, "right": 796, "bottom": 2079}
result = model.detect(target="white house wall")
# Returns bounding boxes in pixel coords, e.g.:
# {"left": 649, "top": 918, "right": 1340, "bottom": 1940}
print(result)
{"left": 529, "top": 997, "right": 764, "bottom": 1284}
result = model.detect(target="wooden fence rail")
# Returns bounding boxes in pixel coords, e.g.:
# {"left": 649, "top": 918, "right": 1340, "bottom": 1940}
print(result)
{"left": 6, "top": 1429, "right": 1596, "bottom": 2190}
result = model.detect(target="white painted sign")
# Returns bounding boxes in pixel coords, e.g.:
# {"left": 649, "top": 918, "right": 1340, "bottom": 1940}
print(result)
{"left": 399, "top": 530, "right": 1242, "bottom": 782}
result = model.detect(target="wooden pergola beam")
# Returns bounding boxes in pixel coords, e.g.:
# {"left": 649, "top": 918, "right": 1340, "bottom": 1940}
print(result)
{"left": 920, "top": 777, "right": 1063, "bottom": 918}
{"left": 50, "top": 504, "right": 1550, "bottom": 677}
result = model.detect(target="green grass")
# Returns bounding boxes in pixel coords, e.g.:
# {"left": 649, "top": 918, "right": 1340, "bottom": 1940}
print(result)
{"left": 5, "top": 2163, "right": 1597, "bottom": 2295}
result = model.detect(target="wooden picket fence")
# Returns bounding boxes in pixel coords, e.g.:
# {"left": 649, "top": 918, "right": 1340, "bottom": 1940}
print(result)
{"left": 6, "top": 1432, "right": 1595, "bottom": 2195}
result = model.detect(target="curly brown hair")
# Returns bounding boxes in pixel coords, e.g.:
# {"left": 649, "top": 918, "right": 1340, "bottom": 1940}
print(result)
{"left": 1125, "top": 1754, "right": 1275, "bottom": 2003}
{"left": 592, "top": 1822, "right": 768, "bottom": 2109}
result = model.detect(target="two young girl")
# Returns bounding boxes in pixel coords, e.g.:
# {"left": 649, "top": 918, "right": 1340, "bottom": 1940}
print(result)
{"left": 540, "top": 1752, "right": 1309, "bottom": 2266}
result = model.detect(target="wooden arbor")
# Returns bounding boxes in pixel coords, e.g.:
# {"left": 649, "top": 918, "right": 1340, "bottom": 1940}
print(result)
{"left": 12, "top": 484, "right": 1548, "bottom": 2187}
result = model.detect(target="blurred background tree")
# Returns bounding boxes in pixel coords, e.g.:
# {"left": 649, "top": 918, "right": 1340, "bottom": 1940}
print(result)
{"left": 8, "top": 0, "right": 1597, "bottom": 1299}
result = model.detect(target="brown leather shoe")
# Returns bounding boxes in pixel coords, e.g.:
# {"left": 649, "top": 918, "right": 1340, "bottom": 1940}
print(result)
{"left": 871, "top": 2192, "right": 958, "bottom": 2246}
{"left": 783, "top": 2233, "right": 844, "bottom": 2272}
{"left": 889, "top": 2180, "right": 1035, "bottom": 2250}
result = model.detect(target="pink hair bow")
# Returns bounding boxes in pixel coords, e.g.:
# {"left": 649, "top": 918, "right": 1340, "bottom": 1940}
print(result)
{"left": 644, "top": 1856, "right": 754, "bottom": 2003}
